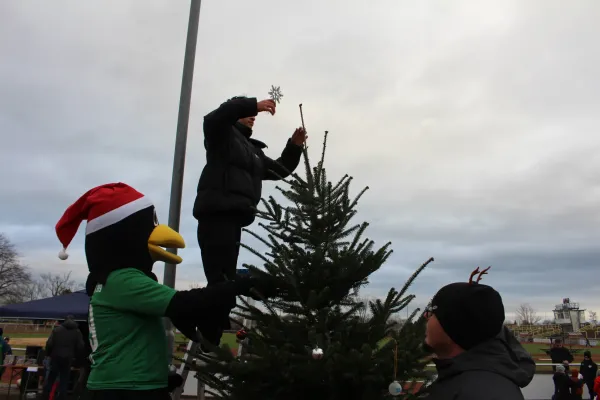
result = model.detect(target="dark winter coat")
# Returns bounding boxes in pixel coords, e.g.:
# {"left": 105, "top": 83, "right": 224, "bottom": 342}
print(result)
{"left": 580, "top": 358, "right": 598, "bottom": 382}
{"left": 45, "top": 318, "right": 85, "bottom": 360}
{"left": 420, "top": 327, "right": 535, "bottom": 400}
{"left": 552, "top": 372, "right": 575, "bottom": 400}
{"left": 193, "top": 97, "right": 303, "bottom": 227}
{"left": 550, "top": 346, "right": 574, "bottom": 372}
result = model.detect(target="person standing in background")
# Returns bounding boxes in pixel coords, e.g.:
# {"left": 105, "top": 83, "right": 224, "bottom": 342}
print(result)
{"left": 569, "top": 368, "right": 584, "bottom": 399}
{"left": 549, "top": 339, "right": 574, "bottom": 373}
{"left": 552, "top": 364, "right": 574, "bottom": 400}
{"left": 42, "top": 315, "right": 85, "bottom": 400}
{"left": 0, "top": 329, "right": 8, "bottom": 379}
{"left": 580, "top": 350, "right": 598, "bottom": 399}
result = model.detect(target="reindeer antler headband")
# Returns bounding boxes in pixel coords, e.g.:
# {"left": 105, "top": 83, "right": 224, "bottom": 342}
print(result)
{"left": 468, "top": 266, "right": 491, "bottom": 284}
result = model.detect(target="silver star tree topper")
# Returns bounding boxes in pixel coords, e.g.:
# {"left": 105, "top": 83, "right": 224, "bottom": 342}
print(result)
{"left": 268, "top": 85, "right": 283, "bottom": 104}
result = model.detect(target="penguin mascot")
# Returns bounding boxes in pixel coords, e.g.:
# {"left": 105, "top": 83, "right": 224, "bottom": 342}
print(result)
{"left": 54, "top": 182, "right": 277, "bottom": 400}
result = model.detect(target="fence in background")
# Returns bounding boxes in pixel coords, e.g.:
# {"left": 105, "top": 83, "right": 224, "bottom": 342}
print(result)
{"left": 0, "top": 323, "right": 54, "bottom": 334}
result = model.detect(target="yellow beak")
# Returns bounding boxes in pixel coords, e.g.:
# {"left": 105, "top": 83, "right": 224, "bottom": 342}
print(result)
{"left": 148, "top": 224, "right": 186, "bottom": 264}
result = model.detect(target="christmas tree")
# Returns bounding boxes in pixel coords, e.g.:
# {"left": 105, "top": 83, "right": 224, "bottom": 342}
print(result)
{"left": 190, "top": 129, "right": 434, "bottom": 399}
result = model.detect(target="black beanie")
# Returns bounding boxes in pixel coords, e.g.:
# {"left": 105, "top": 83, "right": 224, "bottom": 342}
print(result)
{"left": 430, "top": 281, "right": 505, "bottom": 350}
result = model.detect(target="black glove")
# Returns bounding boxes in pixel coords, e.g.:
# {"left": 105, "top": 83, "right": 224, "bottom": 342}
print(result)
{"left": 167, "top": 372, "right": 183, "bottom": 392}
{"left": 170, "top": 316, "right": 200, "bottom": 342}
{"left": 234, "top": 275, "right": 280, "bottom": 300}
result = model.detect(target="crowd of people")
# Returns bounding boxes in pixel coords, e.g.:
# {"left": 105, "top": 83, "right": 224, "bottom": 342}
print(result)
{"left": 550, "top": 342, "right": 600, "bottom": 400}
{"left": 0, "top": 319, "right": 87, "bottom": 400}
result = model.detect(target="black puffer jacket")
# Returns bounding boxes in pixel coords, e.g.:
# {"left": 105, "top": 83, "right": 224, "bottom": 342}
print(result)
{"left": 193, "top": 97, "right": 302, "bottom": 226}
{"left": 419, "top": 327, "right": 535, "bottom": 399}
{"left": 45, "top": 318, "right": 85, "bottom": 360}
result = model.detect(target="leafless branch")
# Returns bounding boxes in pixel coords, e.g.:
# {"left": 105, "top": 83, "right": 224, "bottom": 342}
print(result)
{"left": 515, "top": 303, "right": 541, "bottom": 325}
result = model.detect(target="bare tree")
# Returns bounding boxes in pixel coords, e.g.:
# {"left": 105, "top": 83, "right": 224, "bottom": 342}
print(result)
{"left": 589, "top": 311, "right": 598, "bottom": 325}
{"left": 40, "top": 271, "right": 76, "bottom": 296}
{"left": 21, "top": 280, "right": 48, "bottom": 301}
{"left": 515, "top": 303, "right": 541, "bottom": 325}
{"left": 0, "top": 233, "right": 32, "bottom": 301}
{"left": 2, "top": 279, "right": 47, "bottom": 305}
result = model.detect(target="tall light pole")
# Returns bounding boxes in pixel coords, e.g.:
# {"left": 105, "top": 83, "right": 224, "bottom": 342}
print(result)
{"left": 163, "top": 0, "right": 202, "bottom": 363}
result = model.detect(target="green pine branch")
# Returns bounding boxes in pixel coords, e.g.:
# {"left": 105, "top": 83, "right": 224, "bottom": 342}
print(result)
{"left": 191, "top": 130, "right": 435, "bottom": 400}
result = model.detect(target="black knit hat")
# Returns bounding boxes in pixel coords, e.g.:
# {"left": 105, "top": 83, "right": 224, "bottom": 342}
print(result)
{"left": 429, "top": 267, "right": 505, "bottom": 350}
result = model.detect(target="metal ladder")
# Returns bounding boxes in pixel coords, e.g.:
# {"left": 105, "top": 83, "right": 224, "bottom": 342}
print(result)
{"left": 172, "top": 269, "right": 254, "bottom": 400}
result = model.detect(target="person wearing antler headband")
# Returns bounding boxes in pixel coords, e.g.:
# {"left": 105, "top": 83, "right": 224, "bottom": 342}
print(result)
{"left": 192, "top": 94, "right": 307, "bottom": 349}
{"left": 420, "top": 267, "right": 535, "bottom": 400}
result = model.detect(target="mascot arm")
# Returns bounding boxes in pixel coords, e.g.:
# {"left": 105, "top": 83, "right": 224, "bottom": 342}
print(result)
{"left": 164, "top": 277, "right": 277, "bottom": 341}
{"left": 164, "top": 282, "right": 239, "bottom": 342}
{"left": 101, "top": 269, "right": 177, "bottom": 316}
{"left": 165, "top": 281, "right": 240, "bottom": 320}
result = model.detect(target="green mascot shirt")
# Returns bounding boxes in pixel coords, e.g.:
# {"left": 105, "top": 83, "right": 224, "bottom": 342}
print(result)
{"left": 87, "top": 268, "right": 177, "bottom": 390}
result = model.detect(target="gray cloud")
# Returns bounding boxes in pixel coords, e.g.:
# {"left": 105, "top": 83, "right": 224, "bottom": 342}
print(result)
{"left": 1, "top": 0, "right": 600, "bottom": 321}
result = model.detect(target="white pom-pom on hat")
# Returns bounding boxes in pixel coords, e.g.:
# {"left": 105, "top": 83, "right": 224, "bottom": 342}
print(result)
{"left": 55, "top": 183, "right": 148, "bottom": 264}
{"left": 58, "top": 248, "right": 69, "bottom": 260}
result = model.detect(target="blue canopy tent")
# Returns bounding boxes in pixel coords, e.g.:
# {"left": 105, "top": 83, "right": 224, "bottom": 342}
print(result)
{"left": 0, "top": 290, "right": 89, "bottom": 321}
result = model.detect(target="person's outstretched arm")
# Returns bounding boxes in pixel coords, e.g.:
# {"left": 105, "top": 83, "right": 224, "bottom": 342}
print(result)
{"left": 97, "top": 269, "right": 245, "bottom": 316}
{"left": 263, "top": 128, "right": 306, "bottom": 181}
{"left": 204, "top": 97, "right": 257, "bottom": 135}
{"left": 204, "top": 97, "right": 277, "bottom": 138}
{"left": 97, "top": 269, "right": 277, "bottom": 341}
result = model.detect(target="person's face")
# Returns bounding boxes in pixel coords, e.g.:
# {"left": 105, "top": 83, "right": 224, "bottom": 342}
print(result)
{"left": 238, "top": 117, "right": 255, "bottom": 129}
{"left": 424, "top": 313, "right": 454, "bottom": 354}
{"left": 555, "top": 342, "right": 562, "bottom": 348}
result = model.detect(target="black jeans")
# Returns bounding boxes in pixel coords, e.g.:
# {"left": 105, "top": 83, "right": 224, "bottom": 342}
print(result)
{"left": 197, "top": 215, "right": 243, "bottom": 347}
{"left": 42, "top": 357, "right": 71, "bottom": 400}
{"left": 89, "top": 388, "right": 171, "bottom": 400}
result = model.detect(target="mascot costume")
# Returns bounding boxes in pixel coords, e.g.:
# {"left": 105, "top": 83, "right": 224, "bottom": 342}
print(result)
{"left": 55, "top": 182, "right": 276, "bottom": 400}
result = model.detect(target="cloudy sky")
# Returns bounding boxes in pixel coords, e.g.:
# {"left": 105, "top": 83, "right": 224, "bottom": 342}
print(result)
{"left": 1, "top": 1, "right": 599, "bottom": 322}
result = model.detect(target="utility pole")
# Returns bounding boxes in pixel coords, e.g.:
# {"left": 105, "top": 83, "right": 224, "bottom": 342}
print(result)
{"left": 163, "top": 0, "right": 202, "bottom": 364}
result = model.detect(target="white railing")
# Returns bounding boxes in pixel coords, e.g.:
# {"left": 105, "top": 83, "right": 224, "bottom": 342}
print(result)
{"left": 425, "top": 362, "right": 566, "bottom": 367}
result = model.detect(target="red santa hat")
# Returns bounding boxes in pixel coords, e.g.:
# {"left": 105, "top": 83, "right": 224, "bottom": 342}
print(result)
{"left": 55, "top": 182, "right": 153, "bottom": 260}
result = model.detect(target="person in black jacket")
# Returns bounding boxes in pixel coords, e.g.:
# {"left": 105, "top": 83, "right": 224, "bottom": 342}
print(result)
{"left": 552, "top": 364, "right": 575, "bottom": 400}
{"left": 549, "top": 339, "right": 574, "bottom": 373}
{"left": 42, "top": 315, "right": 85, "bottom": 400}
{"left": 419, "top": 267, "right": 535, "bottom": 399}
{"left": 580, "top": 350, "right": 598, "bottom": 399}
{"left": 193, "top": 96, "right": 306, "bottom": 348}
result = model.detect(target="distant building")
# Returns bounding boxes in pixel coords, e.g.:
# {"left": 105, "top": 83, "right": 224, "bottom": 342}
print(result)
{"left": 553, "top": 298, "right": 585, "bottom": 333}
